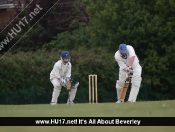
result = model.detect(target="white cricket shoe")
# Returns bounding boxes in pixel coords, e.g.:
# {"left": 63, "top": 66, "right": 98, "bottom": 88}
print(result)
{"left": 50, "top": 102, "right": 57, "bottom": 105}
{"left": 67, "top": 100, "right": 74, "bottom": 105}
{"left": 116, "top": 100, "right": 124, "bottom": 103}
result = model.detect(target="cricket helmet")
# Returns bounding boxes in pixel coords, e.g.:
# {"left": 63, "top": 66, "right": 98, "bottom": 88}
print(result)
{"left": 119, "top": 43, "right": 127, "bottom": 54}
{"left": 60, "top": 51, "right": 70, "bottom": 64}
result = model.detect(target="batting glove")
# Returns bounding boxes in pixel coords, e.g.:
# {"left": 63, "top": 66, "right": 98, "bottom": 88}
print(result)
{"left": 126, "top": 66, "right": 133, "bottom": 74}
{"left": 68, "top": 77, "right": 73, "bottom": 82}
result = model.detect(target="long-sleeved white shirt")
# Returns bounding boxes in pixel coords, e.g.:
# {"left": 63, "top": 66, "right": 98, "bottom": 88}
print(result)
{"left": 50, "top": 60, "right": 71, "bottom": 80}
{"left": 114, "top": 45, "right": 140, "bottom": 70}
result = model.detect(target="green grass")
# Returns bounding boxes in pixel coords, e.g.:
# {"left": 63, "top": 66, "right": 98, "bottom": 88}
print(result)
{"left": 0, "top": 100, "right": 175, "bottom": 132}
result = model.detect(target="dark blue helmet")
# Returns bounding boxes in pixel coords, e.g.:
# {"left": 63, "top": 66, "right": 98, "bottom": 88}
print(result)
{"left": 60, "top": 51, "right": 70, "bottom": 64}
{"left": 61, "top": 51, "right": 70, "bottom": 59}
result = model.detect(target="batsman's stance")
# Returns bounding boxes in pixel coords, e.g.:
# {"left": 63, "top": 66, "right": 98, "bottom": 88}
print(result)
{"left": 114, "top": 44, "right": 142, "bottom": 103}
{"left": 50, "top": 51, "right": 79, "bottom": 105}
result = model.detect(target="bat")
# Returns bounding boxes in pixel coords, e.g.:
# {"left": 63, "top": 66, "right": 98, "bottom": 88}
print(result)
{"left": 120, "top": 72, "right": 133, "bottom": 100}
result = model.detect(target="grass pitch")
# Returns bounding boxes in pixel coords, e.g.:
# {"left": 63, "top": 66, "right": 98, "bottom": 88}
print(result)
{"left": 0, "top": 100, "right": 175, "bottom": 132}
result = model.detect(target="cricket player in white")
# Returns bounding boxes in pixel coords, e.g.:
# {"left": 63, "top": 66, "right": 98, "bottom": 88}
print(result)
{"left": 50, "top": 51, "right": 79, "bottom": 105}
{"left": 114, "top": 44, "right": 142, "bottom": 103}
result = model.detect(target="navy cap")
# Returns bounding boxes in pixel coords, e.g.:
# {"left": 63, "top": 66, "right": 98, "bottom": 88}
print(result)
{"left": 119, "top": 44, "right": 126, "bottom": 54}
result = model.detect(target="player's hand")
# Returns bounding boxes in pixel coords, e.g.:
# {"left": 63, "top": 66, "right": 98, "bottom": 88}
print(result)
{"left": 68, "top": 77, "right": 73, "bottom": 82}
{"left": 126, "top": 66, "right": 133, "bottom": 74}
{"left": 128, "top": 66, "right": 132, "bottom": 70}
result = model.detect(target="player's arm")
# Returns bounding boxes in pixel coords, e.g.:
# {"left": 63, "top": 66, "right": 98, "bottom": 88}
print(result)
{"left": 123, "top": 56, "right": 135, "bottom": 71}
{"left": 114, "top": 51, "right": 127, "bottom": 71}
{"left": 65, "top": 63, "right": 71, "bottom": 78}
{"left": 115, "top": 55, "right": 129, "bottom": 72}
{"left": 127, "top": 45, "right": 136, "bottom": 66}
{"left": 128, "top": 56, "right": 135, "bottom": 67}
{"left": 117, "top": 60, "right": 127, "bottom": 71}
{"left": 53, "top": 63, "right": 61, "bottom": 80}
{"left": 124, "top": 45, "right": 136, "bottom": 71}
{"left": 61, "top": 63, "right": 72, "bottom": 89}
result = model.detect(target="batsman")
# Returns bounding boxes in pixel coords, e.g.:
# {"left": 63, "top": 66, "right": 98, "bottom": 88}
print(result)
{"left": 114, "top": 44, "right": 142, "bottom": 103}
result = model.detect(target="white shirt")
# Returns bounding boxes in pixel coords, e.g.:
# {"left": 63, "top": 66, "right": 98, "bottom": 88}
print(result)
{"left": 50, "top": 60, "right": 71, "bottom": 80}
{"left": 114, "top": 45, "right": 140, "bottom": 70}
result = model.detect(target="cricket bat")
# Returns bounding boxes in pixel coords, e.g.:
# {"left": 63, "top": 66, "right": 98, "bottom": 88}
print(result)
{"left": 120, "top": 72, "right": 133, "bottom": 100}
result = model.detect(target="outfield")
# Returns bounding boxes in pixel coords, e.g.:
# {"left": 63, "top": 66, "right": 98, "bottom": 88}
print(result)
{"left": 0, "top": 100, "right": 175, "bottom": 132}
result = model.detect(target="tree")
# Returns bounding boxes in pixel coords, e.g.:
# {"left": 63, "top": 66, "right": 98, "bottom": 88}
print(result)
{"left": 0, "top": 0, "right": 88, "bottom": 52}
{"left": 84, "top": 0, "right": 175, "bottom": 99}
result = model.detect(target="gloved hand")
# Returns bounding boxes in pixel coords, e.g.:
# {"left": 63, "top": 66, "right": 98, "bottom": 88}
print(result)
{"left": 126, "top": 66, "right": 133, "bottom": 74}
{"left": 60, "top": 77, "right": 72, "bottom": 89}
{"left": 68, "top": 77, "right": 73, "bottom": 82}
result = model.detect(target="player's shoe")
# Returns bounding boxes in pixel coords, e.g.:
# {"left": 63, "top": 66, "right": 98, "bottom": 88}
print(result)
{"left": 116, "top": 100, "right": 124, "bottom": 103}
{"left": 67, "top": 100, "right": 74, "bottom": 105}
{"left": 50, "top": 102, "right": 57, "bottom": 105}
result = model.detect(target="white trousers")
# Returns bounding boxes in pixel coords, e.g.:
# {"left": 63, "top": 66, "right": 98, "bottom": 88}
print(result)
{"left": 116, "top": 65, "right": 142, "bottom": 102}
{"left": 50, "top": 78, "right": 77, "bottom": 103}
